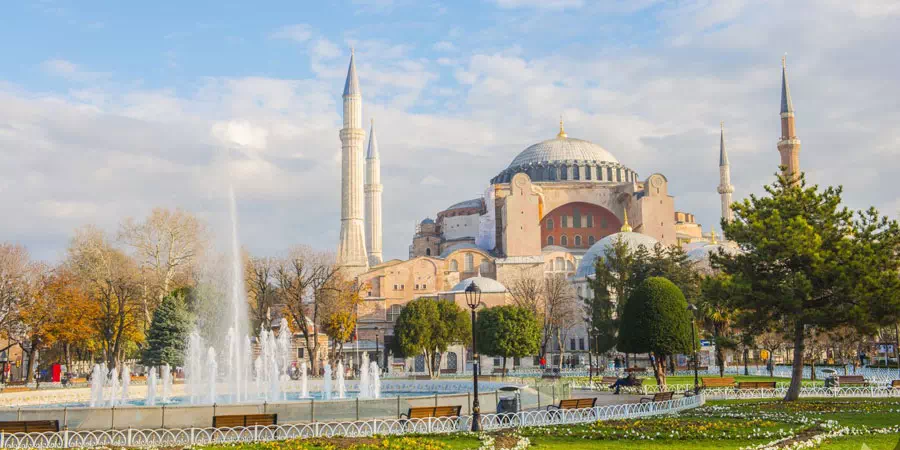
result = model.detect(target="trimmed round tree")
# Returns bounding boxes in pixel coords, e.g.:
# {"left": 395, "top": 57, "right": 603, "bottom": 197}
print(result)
{"left": 475, "top": 305, "right": 541, "bottom": 376}
{"left": 618, "top": 276, "right": 695, "bottom": 386}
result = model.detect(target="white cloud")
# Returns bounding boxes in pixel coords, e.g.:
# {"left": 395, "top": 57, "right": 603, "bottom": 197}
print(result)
{"left": 269, "top": 24, "right": 313, "bottom": 43}
{"left": 41, "top": 59, "right": 110, "bottom": 82}
{"left": 212, "top": 120, "right": 269, "bottom": 152}
{"left": 493, "top": 0, "right": 584, "bottom": 10}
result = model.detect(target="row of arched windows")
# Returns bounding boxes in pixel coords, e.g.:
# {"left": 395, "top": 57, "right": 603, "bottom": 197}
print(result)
{"left": 546, "top": 235, "right": 596, "bottom": 248}
{"left": 491, "top": 163, "right": 636, "bottom": 184}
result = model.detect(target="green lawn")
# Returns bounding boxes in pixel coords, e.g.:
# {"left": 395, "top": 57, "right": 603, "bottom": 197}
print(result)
{"left": 199, "top": 398, "right": 900, "bottom": 449}
{"left": 567, "top": 374, "right": 825, "bottom": 386}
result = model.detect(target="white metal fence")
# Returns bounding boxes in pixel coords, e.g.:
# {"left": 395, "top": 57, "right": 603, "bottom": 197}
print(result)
{"left": 702, "top": 386, "right": 900, "bottom": 400}
{"left": 0, "top": 395, "right": 704, "bottom": 449}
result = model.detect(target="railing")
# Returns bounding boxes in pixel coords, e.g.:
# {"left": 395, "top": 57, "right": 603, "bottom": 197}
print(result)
{"left": 702, "top": 386, "right": 900, "bottom": 400}
{"left": 0, "top": 395, "right": 704, "bottom": 448}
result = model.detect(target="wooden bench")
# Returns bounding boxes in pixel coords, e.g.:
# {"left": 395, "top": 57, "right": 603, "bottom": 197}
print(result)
{"left": 212, "top": 414, "right": 277, "bottom": 428}
{"left": 1, "top": 386, "right": 31, "bottom": 393}
{"left": 891, "top": 380, "right": 900, "bottom": 389}
{"left": 738, "top": 381, "right": 777, "bottom": 389}
{"left": 131, "top": 375, "right": 148, "bottom": 382}
{"left": 399, "top": 405, "right": 462, "bottom": 419}
{"left": 640, "top": 391, "right": 674, "bottom": 403}
{"left": 625, "top": 367, "right": 647, "bottom": 374}
{"left": 69, "top": 377, "right": 87, "bottom": 384}
{"left": 836, "top": 375, "right": 869, "bottom": 387}
{"left": 600, "top": 376, "right": 619, "bottom": 385}
{"left": 702, "top": 377, "right": 736, "bottom": 388}
{"left": 546, "top": 397, "right": 597, "bottom": 411}
{"left": 0, "top": 420, "right": 60, "bottom": 433}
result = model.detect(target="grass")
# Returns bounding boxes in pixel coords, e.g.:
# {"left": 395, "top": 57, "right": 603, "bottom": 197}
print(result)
{"left": 201, "top": 398, "right": 900, "bottom": 449}
{"left": 568, "top": 374, "right": 826, "bottom": 387}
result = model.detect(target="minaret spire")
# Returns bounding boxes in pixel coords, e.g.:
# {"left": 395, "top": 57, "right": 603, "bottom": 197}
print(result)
{"left": 365, "top": 118, "right": 383, "bottom": 266}
{"left": 337, "top": 51, "right": 369, "bottom": 275}
{"left": 778, "top": 55, "right": 801, "bottom": 182}
{"left": 717, "top": 121, "right": 734, "bottom": 224}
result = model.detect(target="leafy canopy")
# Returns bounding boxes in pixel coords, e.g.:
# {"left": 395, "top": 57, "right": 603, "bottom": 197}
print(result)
{"left": 475, "top": 305, "right": 541, "bottom": 360}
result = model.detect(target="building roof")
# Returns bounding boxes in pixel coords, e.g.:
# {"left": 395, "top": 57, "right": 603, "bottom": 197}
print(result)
{"left": 507, "top": 134, "right": 619, "bottom": 169}
{"left": 450, "top": 276, "right": 508, "bottom": 293}
{"left": 719, "top": 122, "right": 729, "bottom": 166}
{"left": 420, "top": 218, "right": 435, "bottom": 225}
{"left": 440, "top": 242, "right": 480, "bottom": 257}
{"left": 343, "top": 51, "right": 361, "bottom": 97}
{"left": 445, "top": 198, "right": 483, "bottom": 211}
{"left": 781, "top": 56, "right": 793, "bottom": 114}
{"left": 575, "top": 232, "right": 660, "bottom": 279}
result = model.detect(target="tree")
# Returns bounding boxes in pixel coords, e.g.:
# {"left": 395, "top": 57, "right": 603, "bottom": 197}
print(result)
{"left": 0, "top": 243, "right": 31, "bottom": 355}
{"left": 698, "top": 273, "right": 740, "bottom": 376}
{"left": 142, "top": 289, "right": 192, "bottom": 367}
{"left": 320, "top": 276, "right": 363, "bottom": 364}
{"left": 618, "top": 277, "right": 695, "bottom": 386}
{"left": 246, "top": 255, "right": 278, "bottom": 333}
{"left": 275, "top": 247, "right": 338, "bottom": 374}
{"left": 715, "top": 173, "right": 900, "bottom": 400}
{"left": 541, "top": 274, "right": 579, "bottom": 368}
{"left": 120, "top": 208, "right": 207, "bottom": 331}
{"left": 394, "top": 298, "right": 469, "bottom": 378}
{"left": 475, "top": 306, "right": 541, "bottom": 376}
{"left": 67, "top": 226, "right": 144, "bottom": 370}
{"left": 42, "top": 269, "right": 96, "bottom": 371}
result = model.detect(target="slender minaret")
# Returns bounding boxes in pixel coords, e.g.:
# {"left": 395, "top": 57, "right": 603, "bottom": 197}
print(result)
{"left": 778, "top": 55, "right": 801, "bottom": 181}
{"left": 717, "top": 122, "right": 734, "bottom": 224}
{"left": 365, "top": 118, "right": 383, "bottom": 266}
{"left": 336, "top": 50, "right": 369, "bottom": 275}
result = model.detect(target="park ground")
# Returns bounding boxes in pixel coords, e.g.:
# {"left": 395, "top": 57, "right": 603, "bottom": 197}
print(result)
{"left": 197, "top": 397, "right": 900, "bottom": 450}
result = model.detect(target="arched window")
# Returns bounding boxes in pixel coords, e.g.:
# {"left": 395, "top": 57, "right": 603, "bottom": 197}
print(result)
{"left": 547, "top": 236, "right": 554, "bottom": 246}
{"left": 546, "top": 218, "right": 554, "bottom": 230}
{"left": 585, "top": 166, "right": 592, "bottom": 180}
{"left": 560, "top": 235, "right": 568, "bottom": 246}
{"left": 555, "top": 257, "right": 564, "bottom": 271}
{"left": 388, "top": 304, "right": 403, "bottom": 322}
{"left": 560, "top": 165, "right": 568, "bottom": 180}
{"left": 566, "top": 260, "right": 575, "bottom": 272}
{"left": 449, "top": 260, "right": 458, "bottom": 272}
{"left": 464, "top": 253, "right": 474, "bottom": 272}
{"left": 573, "top": 165, "right": 580, "bottom": 180}
{"left": 588, "top": 236, "right": 596, "bottom": 245}
{"left": 415, "top": 355, "right": 426, "bottom": 372}
{"left": 425, "top": 248, "right": 431, "bottom": 256}
{"left": 574, "top": 235, "right": 582, "bottom": 247}
{"left": 480, "top": 260, "right": 491, "bottom": 274}
{"left": 447, "top": 352, "right": 458, "bottom": 371}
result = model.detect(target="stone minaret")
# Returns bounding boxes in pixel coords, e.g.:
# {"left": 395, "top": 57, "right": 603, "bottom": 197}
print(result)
{"left": 778, "top": 56, "right": 801, "bottom": 181}
{"left": 336, "top": 51, "right": 369, "bottom": 275}
{"left": 365, "top": 119, "right": 383, "bottom": 266}
{"left": 717, "top": 122, "right": 734, "bottom": 224}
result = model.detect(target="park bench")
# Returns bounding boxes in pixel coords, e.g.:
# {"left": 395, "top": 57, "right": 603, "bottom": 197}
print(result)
{"left": 738, "top": 381, "right": 777, "bottom": 390}
{"left": 212, "top": 414, "right": 277, "bottom": 428}
{"left": 492, "top": 368, "right": 509, "bottom": 375}
{"left": 640, "top": 391, "right": 674, "bottom": 403}
{"left": 891, "top": 380, "right": 900, "bottom": 389}
{"left": 702, "top": 377, "right": 736, "bottom": 389}
{"left": 546, "top": 397, "right": 597, "bottom": 411}
{"left": 130, "top": 375, "right": 147, "bottom": 382}
{"left": 1, "top": 386, "right": 31, "bottom": 393}
{"left": 399, "top": 405, "right": 461, "bottom": 419}
{"left": 69, "top": 377, "right": 87, "bottom": 384}
{"left": 836, "top": 375, "right": 869, "bottom": 387}
{"left": 0, "top": 420, "right": 59, "bottom": 433}
{"left": 625, "top": 367, "right": 647, "bottom": 374}
{"left": 600, "top": 376, "right": 619, "bottom": 386}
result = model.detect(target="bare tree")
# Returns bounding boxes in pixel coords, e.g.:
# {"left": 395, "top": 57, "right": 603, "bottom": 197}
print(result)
{"left": 246, "top": 255, "right": 278, "bottom": 333}
{"left": 274, "top": 247, "right": 338, "bottom": 373}
{"left": 0, "top": 244, "right": 31, "bottom": 354}
{"left": 543, "top": 274, "right": 579, "bottom": 369}
{"left": 120, "top": 208, "right": 208, "bottom": 330}
{"left": 67, "top": 226, "right": 142, "bottom": 370}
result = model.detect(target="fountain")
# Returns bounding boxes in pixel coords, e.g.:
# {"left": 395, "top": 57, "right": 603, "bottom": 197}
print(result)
{"left": 300, "top": 361, "right": 309, "bottom": 398}
{"left": 359, "top": 353, "right": 370, "bottom": 399}
{"left": 89, "top": 364, "right": 106, "bottom": 407}
{"left": 108, "top": 368, "right": 120, "bottom": 406}
{"left": 323, "top": 363, "right": 332, "bottom": 400}
{"left": 161, "top": 364, "right": 172, "bottom": 403}
{"left": 369, "top": 361, "right": 381, "bottom": 399}
{"left": 207, "top": 348, "right": 218, "bottom": 403}
{"left": 336, "top": 361, "right": 346, "bottom": 399}
{"left": 146, "top": 369, "right": 157, "bottom": 406}
{"left": 120, "top": 365, "right": 131, "bottom": 404}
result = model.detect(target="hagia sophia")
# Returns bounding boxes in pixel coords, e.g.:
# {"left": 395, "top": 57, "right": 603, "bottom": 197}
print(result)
{"left": 334, "top": 51, "right": 802, "bottom": 374}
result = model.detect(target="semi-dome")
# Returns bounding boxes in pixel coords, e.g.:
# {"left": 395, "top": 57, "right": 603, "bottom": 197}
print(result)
{"left": 450, "top": 276, "right": 507, "bottom": 293}
{"left": 575, "top": 232, "right": 659, "bottom": 279}
{"left": 491, "top": 122, "right": 637, "bottom": 184}
{"left": 687, "top": 243, "right": 741, "bottom": 273}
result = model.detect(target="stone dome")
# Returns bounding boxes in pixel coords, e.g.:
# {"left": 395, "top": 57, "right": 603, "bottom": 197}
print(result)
{"left": 687, "top": 243, "right": 740, "bottom": 272}
{"left": 450, "top": 276, "right": 507, "bottom": 294}
{"left": 575, "top": 232, "right": 660, "bottom": 279}
{"left": 491, "top": 124, "right": 636, "bottom": 184}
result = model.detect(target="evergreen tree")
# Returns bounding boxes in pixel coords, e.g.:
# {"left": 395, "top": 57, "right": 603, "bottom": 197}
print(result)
{"left": 141, "top": 290, "right": 192, "bottom": 367}
{"left": 715, "top": 173, "right": 900, "bottom": 400}
{"left": 618, "top": 277, "right": 695, "bottom": 386}
{"left": 475, "top": 305, "right": 541, "bottom": 376}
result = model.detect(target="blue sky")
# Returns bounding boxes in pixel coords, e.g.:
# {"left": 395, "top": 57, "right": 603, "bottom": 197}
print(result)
{"left": 2, "top": 0, "right": 899, "bottom": 262}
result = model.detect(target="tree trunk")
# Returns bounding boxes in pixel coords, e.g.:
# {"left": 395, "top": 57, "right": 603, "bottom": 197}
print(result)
{"left": 502, "top": 356, "right": 507, "bottom": 380}
{"left": 785, "top": 321, "right": 805, "bottom": 401}
{"left": 743, "top": 348, "right": 749, "bottom": 376}
{"left": 64, "top": 343, "right": 72, "bottom": 372}
{"left": 24, "top": 348, "right": 37, "bottom": 384}
{"left": 652, "top": 353, "right": 666, "bottom": 387}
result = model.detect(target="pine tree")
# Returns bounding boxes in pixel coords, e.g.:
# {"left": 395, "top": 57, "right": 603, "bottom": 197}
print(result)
{"left": 141, "top": 289, "right": 192, "bottom": 367}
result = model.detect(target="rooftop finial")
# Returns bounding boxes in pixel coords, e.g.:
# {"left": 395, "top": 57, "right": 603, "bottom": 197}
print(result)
{"left": 557, "top": 115, "right": 567, "bottom": 139}
{"left": 710, "top": 227, "right": 718, "bottom": 244}
{"left": 620, "top": 210, "right": 633, "bottom": 233}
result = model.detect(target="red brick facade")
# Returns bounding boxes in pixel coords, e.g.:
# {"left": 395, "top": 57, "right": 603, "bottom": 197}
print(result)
{"left": 540, "top": 202, "right": 621, "bottom": 249}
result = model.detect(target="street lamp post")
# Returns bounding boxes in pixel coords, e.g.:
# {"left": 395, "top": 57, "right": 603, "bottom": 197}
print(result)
{"left": 687, "top": 304, "right": 699, "bottom": 394}
{"left": 374, "top": 326, "right": 381, "bottom": 372}
{"left": 465, "top": 282, "right": 482, "bottom": 432}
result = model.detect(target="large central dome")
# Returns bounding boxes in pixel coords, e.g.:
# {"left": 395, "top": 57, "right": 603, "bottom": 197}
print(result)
{"left": 508, "top": 136, "right": 619, "bottom": 168}
{"left": 491, "top": 122, "right": 636, "bottom": 185}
